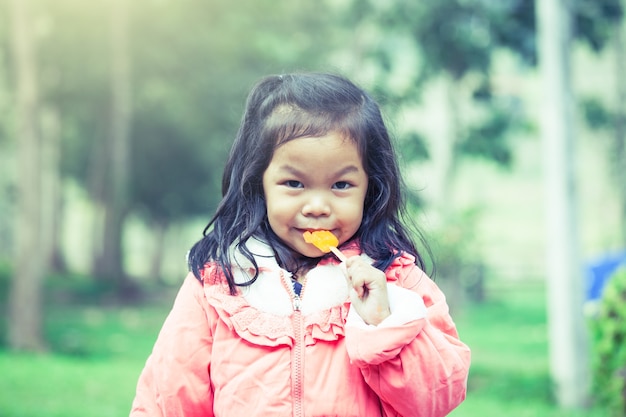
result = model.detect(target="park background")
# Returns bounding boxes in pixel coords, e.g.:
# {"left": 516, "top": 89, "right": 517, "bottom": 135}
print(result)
{"left": 1, "top": 0, "right": 626, "bottom": 416}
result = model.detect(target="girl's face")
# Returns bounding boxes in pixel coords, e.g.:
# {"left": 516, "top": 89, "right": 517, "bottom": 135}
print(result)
{"left": 262, "top": 131, "right": 368, "bottom": 258}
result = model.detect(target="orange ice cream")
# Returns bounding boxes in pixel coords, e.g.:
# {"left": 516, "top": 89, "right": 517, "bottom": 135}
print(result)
{"left": 303, "top": 230, "right": 339, "bottom": 253}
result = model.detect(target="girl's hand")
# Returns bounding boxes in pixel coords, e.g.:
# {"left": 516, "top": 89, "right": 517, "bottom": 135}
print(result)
{"left": 344, "top": 256, "right": 391, "bottom": 325}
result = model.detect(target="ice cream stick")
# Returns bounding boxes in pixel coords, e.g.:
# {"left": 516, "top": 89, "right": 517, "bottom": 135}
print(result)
{"left": 329, "top": 246, "right": 347, "bottom": 262}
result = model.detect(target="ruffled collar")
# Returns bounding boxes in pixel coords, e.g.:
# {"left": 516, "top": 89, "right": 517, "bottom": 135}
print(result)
{"left": 201, "top": 238, "right": 358, "bottom": 346}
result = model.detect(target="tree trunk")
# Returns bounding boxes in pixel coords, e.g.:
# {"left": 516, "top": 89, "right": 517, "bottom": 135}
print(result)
{"left": 428, "top": 74, "right": 464, "bottom": 307}
{"left": 93, "top": 0, "right": 132, "bottom": 287}
{"left": 431, "top": 73, "right": 461, "bottom": 221}
{"left": 149, "top": 221, "right": 167, "bottom": 285}
{"left": 536, "top": 0, "right": 588, "bottom": 408}
{"left": 40, "top": 106, "right": 66, "bottom": 273}
{"left": 8, "top": 0, "right": 45, "bottom": 351}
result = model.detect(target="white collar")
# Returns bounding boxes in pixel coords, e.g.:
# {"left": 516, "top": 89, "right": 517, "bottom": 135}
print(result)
{"left": 230, "top": 236, "right": 282, "bottom": 275}
{"left": 229, "top": 237, "right": 350, "bottom": 316}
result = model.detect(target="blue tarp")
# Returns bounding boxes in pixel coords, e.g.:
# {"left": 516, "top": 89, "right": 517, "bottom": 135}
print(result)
{"left": 586, "top": 251, "right": 626, "bottom": 301}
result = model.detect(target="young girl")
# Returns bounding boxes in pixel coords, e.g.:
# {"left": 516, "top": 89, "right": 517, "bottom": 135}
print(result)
{"left": 130, "top": 72, "right": 471, "bottom": 417}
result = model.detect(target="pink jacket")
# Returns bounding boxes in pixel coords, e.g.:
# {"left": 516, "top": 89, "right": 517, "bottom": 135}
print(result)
{"left": 130, "top": 240, "right": 470, "bottom": 417}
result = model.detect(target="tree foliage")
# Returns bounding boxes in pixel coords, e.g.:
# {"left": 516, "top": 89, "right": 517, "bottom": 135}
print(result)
{"left": 2, "top": 0, "right": 624, "bottom": 285}
{"left": 346, "top": 0, "right": 623, "bottom": 168}
{"left": 1, "top": 0, "right": 342, "bottom": 286}
{"left": 590, "top": 267, "right": 626, "bottom": 415}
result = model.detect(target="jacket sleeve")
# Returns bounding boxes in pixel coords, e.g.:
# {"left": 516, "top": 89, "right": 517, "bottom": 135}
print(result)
{"left": 345, "top": 258, "right": 471, "bottom": 417}
{"left": 130, "top": 273, "right": 214, "bottom": 417}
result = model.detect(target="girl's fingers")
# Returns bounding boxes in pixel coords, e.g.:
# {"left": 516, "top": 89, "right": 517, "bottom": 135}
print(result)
{"left": 345, "top": 257, "right": 385, "bottom": 298}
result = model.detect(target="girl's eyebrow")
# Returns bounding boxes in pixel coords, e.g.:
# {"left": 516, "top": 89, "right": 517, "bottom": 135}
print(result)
{"left": 278, "top": 164, "right": 361, "bottom": 176}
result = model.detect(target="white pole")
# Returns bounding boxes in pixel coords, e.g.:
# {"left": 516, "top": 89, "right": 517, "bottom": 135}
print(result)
{"left": 536, "top": 0, "right": 589, "bottom": 408}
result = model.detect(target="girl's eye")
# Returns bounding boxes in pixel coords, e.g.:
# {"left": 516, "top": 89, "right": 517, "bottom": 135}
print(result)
{"left": 285, "top": 180, "right": 303, "bottom": 188}
{"left": 333, "top": 181, "right": 352, "bottom": 190}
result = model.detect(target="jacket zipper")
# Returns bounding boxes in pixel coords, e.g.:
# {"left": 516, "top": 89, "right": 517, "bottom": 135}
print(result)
{"left": 282, "top": 272, "right": 305, "bottom": 417}
{"left": 293, "top": 300, "right": 304, "bottom": 417}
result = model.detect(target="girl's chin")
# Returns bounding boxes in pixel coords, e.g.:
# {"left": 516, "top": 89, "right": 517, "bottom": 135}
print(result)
{"left": 294, "top": 248, "right": 322, "bottom": 259}
{"left": 290, "top": 245, "right": 324, "bottom": 260}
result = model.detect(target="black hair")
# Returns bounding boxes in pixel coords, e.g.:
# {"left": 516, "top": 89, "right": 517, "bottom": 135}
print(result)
{"left": 188, "top": 72, "right": 430, "bottom": 294}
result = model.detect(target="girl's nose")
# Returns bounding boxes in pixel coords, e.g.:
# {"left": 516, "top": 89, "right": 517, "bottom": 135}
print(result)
{"left": 302, "top": 194, "right": 331, "bottom": 217}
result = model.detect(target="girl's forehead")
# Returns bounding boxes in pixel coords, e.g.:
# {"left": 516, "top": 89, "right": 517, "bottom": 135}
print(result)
{"left": 260, "top": 132, "right": 371, "bottom": 187}
{"left": 274, "top": 131, "right": 360, "bottom": 155}
{"left": 271, "top": 133, "right": 364, "bottom": 165}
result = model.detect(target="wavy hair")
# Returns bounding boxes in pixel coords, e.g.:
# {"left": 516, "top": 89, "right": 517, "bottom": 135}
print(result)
{"left": 188, "top": 72, "right": 430, "bottom": 293}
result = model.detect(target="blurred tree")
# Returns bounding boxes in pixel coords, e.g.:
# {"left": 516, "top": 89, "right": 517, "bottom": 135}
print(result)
{"left": 343, "top": 0, "right": 532, "bottom": 225}
{"left": 40, "top": 106, "right": 66, "bottom": 272}
{"left": 123, "top": 0, "right": 341, "bottom": 282}
{"left": 580, "top": 5, "right": 626, "bottom": 248}
{"left": 8, "top": 0, "right": 45, "bottom": 351}
{"left": 91, "top": 0, "right": 133, "bottom": 290}
{"left": 341, "top": 0, "right": 623, "bottom": 280}
{"left": 574, "top": 0, "right": 624, "bottom": 52}
{"left": 340, "top": 1, "right": 535, "bottom": 302}
{"left": 23, "top": 0, "right": 341, "bottom": 290}
{"left": 35, "top": 0, "right": 124, "bottom": 284}
{"left": 129, "top": 110, "right": 217, "bottom": 282}
{"left": 343, "top": 0, "right": 622, "bottom": 170}
{"left": 581, "top": 98, "right": 626, "bottom": 248}
{"left": 0, "top": 2, "right": 14, "bottom": 263}
{"left": 0, "top": 0, "right": 344, "bottom": 354}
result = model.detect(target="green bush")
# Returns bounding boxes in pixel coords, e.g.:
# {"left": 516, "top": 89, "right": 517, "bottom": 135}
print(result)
{"left": 430, "top": 207, "right": 487, "bottom": 303}
{"left": 0, "top": 260, "right": 11, "bottom": 293}
{"left": 590, "top": 266, "right": 626, "bottom": 416}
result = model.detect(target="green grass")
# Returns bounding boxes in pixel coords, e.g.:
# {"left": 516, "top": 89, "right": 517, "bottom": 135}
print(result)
{"left": 0, "top": 283, "right": 611, "bottom": 416}
{"left": 0, "top": 353, "right": 142, "bottom": 417}
{"left": 0, "top": 295, "right": 174, "bottom": 417}
{"left": 450, "top": 288, "right": 608, "bottom": 416}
